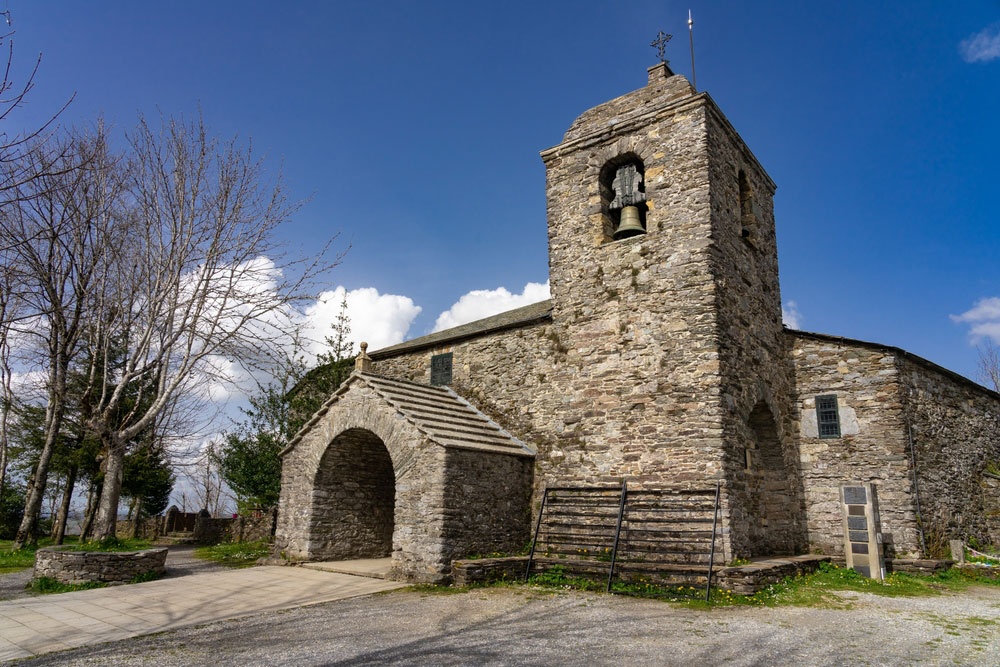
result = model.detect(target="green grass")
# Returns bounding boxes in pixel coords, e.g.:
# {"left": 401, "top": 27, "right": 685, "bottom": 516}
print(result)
{"left": 194, "top": 540, "right": 271, "bottom": 568}
{"left": 64, "top": 537, "right": 152, "bottom": 552}
{"left": 523, "top": 562, "right": 1000, "bottom": 608}
{"left": 26, "top": 576, "right": 108, "bottom": 594}
{"left": 0, "top": 540, "right": 39, "bottom": 574}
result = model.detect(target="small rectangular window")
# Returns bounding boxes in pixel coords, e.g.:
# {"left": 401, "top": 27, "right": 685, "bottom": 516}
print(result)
{"left": 816, "top": 394, "right": 840, "bottom": 438}
{"left": 430, "top": 352, "right": 453, "bottom": 386}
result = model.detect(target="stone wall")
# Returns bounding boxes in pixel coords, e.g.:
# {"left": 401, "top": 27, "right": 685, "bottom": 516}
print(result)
{"left": 704, "top": 100, "right": 804, "bottom": 558}
{"left": 789, "top": 332, "right": 917, "bottom": 558}
{"left": 34, "top": 547, "right": 167, "bottom": 584}
{"left": 900, "top": 355, "right": 1000, "bottom": 555}
{"left": 440, "top": 448, "right": 533, "bottom": 564}
{"left": 115, "top": 516, "right": 164, "bottom": 541}
{"left": 374, "top": 67, "right": 801, "bottom": 560}
{"left": 789, "top": 333, "right": 1000, "bottom": 557}
{"left": 276, "top": 377, "right": 534, "bottom": 584}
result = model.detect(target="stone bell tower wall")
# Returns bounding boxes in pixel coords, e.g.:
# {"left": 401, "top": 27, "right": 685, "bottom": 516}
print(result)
{"left": 702, "top": 106, "right": 806, "bottom": 556}
{"left": 539, "top": 66, "right": 729, "bottom": 490}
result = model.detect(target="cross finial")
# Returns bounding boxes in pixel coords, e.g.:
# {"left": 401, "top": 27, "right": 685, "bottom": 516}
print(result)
{"left": 651, "top": 30, "right": 672, "bottom": 63}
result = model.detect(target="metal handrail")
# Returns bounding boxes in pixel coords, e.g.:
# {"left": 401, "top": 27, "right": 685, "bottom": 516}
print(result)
{"left": 606, "top": 478, "right": 628, "bottom": 593}
{"left": 523, "top": 485, "right": 550, "bottom": 582}
{"left": 704, "top": 481, "right": 721, "bottom": 602}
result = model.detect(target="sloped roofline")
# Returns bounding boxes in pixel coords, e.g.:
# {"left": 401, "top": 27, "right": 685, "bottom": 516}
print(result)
{"left": 280, "top": 371, "right": 535, "bottom": 458}
{"left": 369, "top": 300, "right": 552, "bottom": 359}
{"left": 788, "top": 328, "right": 999, "bottom": 401}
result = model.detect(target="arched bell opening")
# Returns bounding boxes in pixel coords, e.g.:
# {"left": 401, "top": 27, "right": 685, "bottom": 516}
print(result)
{"left": 744, "top": 402, "right": 797, "bottom": 557}
{"left": 309, "top": 427, "right": 395, "bottom": 560}
{"left": 599, "top": 154, "right": 647, "bottom": 242}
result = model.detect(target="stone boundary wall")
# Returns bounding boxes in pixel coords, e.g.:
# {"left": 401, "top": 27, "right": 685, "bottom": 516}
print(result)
{"left": 115, "top": 516, "right": 165, "bottom": 541}
{"left": 114, "top": 511, "right": 276, "bottom": 544}
{"left": 34, "top": 547, "right": 168, "bottom": 584}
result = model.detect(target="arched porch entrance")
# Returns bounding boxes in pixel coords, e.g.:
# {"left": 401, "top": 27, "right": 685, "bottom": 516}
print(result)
{"left": 309, "top": 428, "right": 395, "bottom": 560}
{"left": 745, "top": 401, "right": 799, "bottom": 556}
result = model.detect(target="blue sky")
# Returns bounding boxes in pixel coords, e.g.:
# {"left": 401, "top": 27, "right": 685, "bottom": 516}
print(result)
{"left": 7, "top": 1, "right": 1000, "bottom": 385}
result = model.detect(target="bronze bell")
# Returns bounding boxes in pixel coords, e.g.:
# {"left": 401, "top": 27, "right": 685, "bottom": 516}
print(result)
{"left": 613, "top": 205, "right": 645, "bottom": 240}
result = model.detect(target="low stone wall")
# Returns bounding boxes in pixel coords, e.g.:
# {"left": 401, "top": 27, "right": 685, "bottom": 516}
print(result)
{"left": 115, "top": 516, "right": 164, "bottom": 541}
{"left": 885, "top": 558, "right": 953, "bottom": 575}
{"left": 34, "top": 547, "right": 168, "bottom": 584}
{"left": 716, "top": 555, "right": 831, "bottom": 595}
{"left": 452, "top": 557, "right": 529, "bottom": 586}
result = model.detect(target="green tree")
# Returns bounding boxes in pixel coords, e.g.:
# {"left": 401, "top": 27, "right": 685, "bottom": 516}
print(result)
{"left": 122, "top": 442, "right": 174, "bottom": 523}
{"left": 218, "top": 301, "right": 356, "bottom": 512}
{"left": 216, "top": 398, "right": 285, "bottom": 511}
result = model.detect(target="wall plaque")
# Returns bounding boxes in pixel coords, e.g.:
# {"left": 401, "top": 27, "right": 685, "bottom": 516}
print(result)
{"left": 840, "top": 482, "right": 885, "bottom": 581}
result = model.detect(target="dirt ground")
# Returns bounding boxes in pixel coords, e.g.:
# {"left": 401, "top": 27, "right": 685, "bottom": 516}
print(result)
{"left": 11, "top": 583, "right": 1000, "bottom": 666}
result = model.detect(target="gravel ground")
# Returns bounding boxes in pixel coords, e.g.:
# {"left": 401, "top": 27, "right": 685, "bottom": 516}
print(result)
{"left": 10, "top": 584, "right": 1000, "bottom": 666}
{"left": 0, "top": 544, "right": 223, "bottom": 602}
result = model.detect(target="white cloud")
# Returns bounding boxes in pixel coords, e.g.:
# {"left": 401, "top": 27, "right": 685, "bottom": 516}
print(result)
{"left": 960, "top": 23, "right": 1000, "bottom": 63}
{"left": 952, "top": 296, "right": 1000, "bottom": 343}
{"left": 301, "top": 286, "right": 422, "bottom": 357}
{"left": 433, "top": 281, "right": 550, "bottom": 332}
{"left": 782, "top": 300, "right": 802, "bottom": 329}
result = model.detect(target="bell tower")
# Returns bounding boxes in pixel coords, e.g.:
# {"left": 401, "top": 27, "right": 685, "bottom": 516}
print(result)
{"left": 539, "top": 62, "right": 805, "bottom": 558}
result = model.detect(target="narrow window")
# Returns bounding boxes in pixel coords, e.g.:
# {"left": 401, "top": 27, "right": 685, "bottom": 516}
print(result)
{"left": 739, "top": 169, "right": 758, "bottom": 241}
{"left": 816, "top": 394, "right": 841, "bottom": 438}
{"left": 430, "top": 352, "right": 453, "bottom": 386}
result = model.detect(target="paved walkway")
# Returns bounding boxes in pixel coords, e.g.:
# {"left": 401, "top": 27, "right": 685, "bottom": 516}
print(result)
{"left": 0, "top": 563, "right": 405, "bottom": 662}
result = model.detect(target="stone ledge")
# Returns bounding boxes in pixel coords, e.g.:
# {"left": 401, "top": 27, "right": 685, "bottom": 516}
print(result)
{"left": 452, "top": 557, "right": 528, "bottom": 586}
{"left": 885, "top": 558, "right": 954, "bottom": 575}
{"left": 716, "top": 555, "right": 831, "bottom": 595}
{"left": 34, "top": 546, "right": 168, "bottom": 585}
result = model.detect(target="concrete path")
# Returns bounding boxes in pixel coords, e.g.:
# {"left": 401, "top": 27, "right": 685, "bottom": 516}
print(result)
{"left": 0, "top": 564, "right": 406, "bottom": 662}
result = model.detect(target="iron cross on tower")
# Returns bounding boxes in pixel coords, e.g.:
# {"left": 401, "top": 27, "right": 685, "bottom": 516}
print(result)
{"left": 651, "top": 30, "right": 672, "bottom": 63}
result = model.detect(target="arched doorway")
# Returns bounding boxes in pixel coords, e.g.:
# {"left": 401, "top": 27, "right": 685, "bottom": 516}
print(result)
{"left": 309, "top": 428, "right": 395, "bottom": 560}
{"left": 745, "top": 402, "right": 797, "bottom": 556}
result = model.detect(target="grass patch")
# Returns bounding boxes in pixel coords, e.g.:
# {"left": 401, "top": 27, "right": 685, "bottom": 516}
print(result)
{"left": 62, "top": 537, "right": 152, "bottom": 553}
{"left": 0, "top": 541, "right": 38, "bottom": 574}
{"left": 522, "top": 562, "right": 1000, "bottom": 608}
{"left": 27, "top": 576, "right": 107, "bottom": 595}
{"left": 194, "top": 540, "right": 270, "bottom": 568}
{"left": 129, "top": 569, "right": 165, "bottom": 584}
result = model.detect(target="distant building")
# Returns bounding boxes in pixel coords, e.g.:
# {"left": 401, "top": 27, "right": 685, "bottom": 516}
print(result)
{"left": 275, "top": 63, "right": 1000, "bottom": 582}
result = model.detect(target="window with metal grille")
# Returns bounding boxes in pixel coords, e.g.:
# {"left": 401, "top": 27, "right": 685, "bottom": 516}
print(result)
{"left": 430, "top": 352, "right": 453, "bottom": 386}
{"left": 816, "top": 394, "right": 841, "bottom": 438}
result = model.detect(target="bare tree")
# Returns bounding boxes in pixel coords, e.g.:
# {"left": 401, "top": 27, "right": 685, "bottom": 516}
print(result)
{"left": 979, "top": 341, "right": 1000, "bottom": 393}
{"left": 85, "top": 114, "right": 337, "bottom": 539}
{"left": 3, "top": 128, "right": 120, "bottom": 548}
{"left": 0, "top": 259, "right": 22, "bottom": 512}
{"left": 0, "top": 11, "right": 73, "bottom": 203}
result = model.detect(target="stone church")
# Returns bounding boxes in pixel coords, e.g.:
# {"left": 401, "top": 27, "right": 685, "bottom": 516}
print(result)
{"left": 274, "top": 62, "right": 1000, "bottom": 583}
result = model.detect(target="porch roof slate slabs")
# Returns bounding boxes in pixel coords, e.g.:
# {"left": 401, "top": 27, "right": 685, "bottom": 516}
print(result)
{"left": 281, "top": 372, "right": 536, "bottom": 458}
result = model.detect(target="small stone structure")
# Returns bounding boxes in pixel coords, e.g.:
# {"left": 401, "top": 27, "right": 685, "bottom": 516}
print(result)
{"left": 34, "top": 546, "right": 168, "bottom": 585}
{"left": 277, "top": 60, "right": 1000, "bottom": 584}
{"left": 275, "top": 372, "right": 533, "bottom": 583}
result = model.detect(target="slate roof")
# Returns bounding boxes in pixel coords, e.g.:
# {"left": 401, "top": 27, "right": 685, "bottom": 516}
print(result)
{"left": 369, "top": 300, "right": 552, "bottom": 358}
{"left": 283, "top": 372, "right": 535, "bottom": 458}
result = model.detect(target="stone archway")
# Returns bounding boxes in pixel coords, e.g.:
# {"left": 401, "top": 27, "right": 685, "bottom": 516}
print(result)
{"left": 308, "top": 428, "right": 395, "bottom": 561}
{"left": 745, "top": 401, "right": 797, "bottom": 556}
{"left": 274, "top": 372, "right": 535, "bottom": 582}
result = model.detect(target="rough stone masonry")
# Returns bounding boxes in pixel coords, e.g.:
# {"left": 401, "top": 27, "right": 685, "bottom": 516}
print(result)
{"left": 276, "top": 62, "right": 1000, "bottom": 582}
